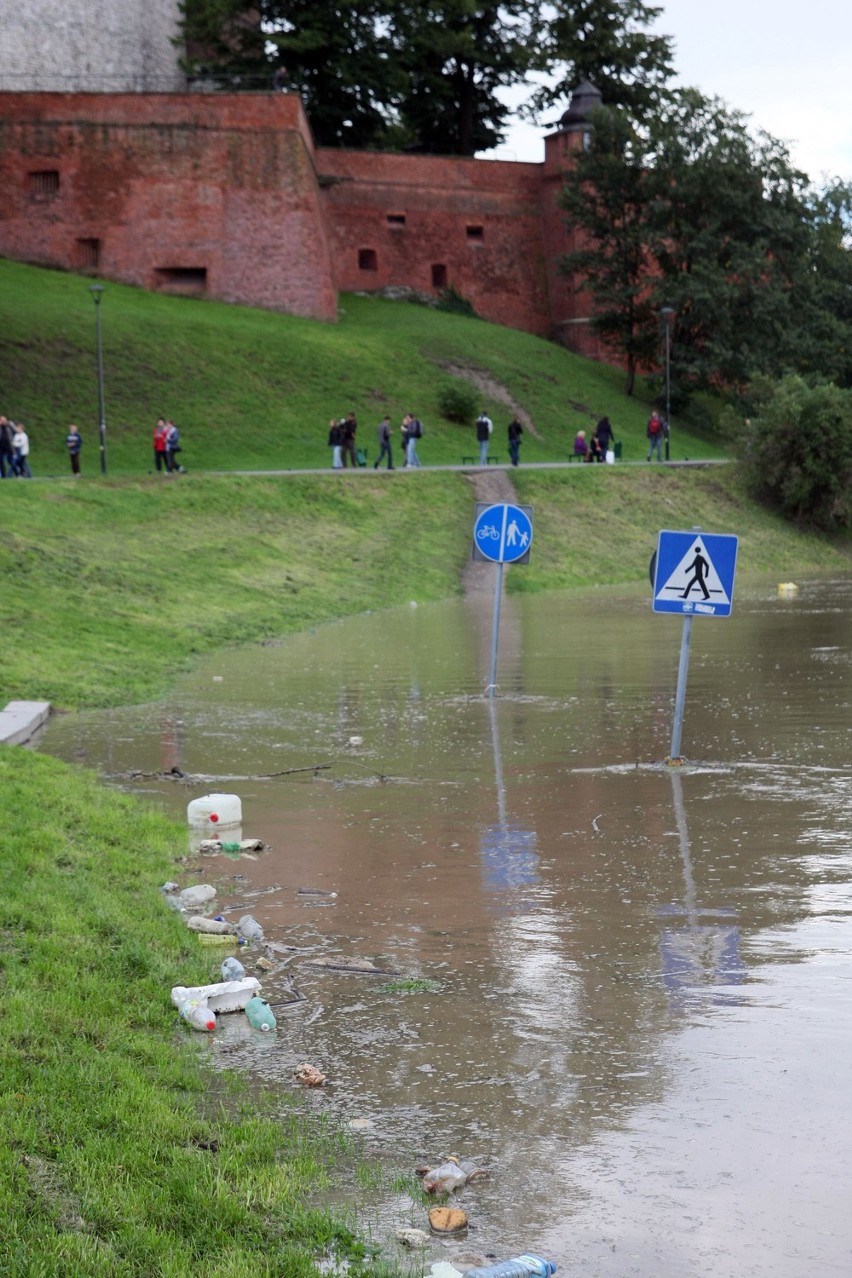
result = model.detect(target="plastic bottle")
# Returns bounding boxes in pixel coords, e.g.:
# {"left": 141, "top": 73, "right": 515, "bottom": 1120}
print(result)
{"left": 221, "top": 956, "right": 246, "bottom": 981}
{"left": 462, "top": 1257, "right": 556, "bottom": 1278}
{"left": 179, "top": 998, "right": 216, "bottom": 1032}
{"left": 245, "top": 996, "right": 276, "bottom": 1031}
{"left": 237, "top": 914, "right": 265, "bottom": 942}
{"left": 179, "top": 883, "right": 217, "bottom": 909}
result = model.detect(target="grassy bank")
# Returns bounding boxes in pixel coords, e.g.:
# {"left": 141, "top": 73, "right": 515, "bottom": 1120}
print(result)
{"left": 0, "top": 749, "right": 397, "bottom": 1276}
{"left": 0, "top": 257, "right": 725, "bottom": 476}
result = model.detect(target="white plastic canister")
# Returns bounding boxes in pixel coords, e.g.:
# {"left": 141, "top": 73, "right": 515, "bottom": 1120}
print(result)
{"left": 187, "top": 793, "right": 242, "bottom": 833}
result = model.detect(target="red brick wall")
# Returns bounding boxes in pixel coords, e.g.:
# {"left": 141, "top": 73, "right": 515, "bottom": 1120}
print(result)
{"left": 0, "top": 91, "right": 604, "bottom": 352}
{"left": 316, "top": 148, "right": 552, "bottom": 336}
{"left": 0, "top": 92, "right": 337, "bottom": 321}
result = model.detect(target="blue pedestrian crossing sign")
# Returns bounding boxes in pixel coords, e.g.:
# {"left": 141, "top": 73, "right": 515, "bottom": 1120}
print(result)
{"left": 653, "top": 530, "right": 738, "bottom": 617}
{"left": 473, "top": 503, "right": 533, "bottom": 564}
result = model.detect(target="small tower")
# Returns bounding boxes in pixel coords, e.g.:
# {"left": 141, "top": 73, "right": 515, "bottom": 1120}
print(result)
{"left": 544, "top": 80, "right": 602, "bottom": 169}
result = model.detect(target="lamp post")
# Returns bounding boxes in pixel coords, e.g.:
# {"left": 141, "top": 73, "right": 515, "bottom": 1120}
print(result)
{"left": 88, "top": 284, "right": 107, "bottom": 474}
{"left": 660, "top": 306, "right": 675, "bottom": 462}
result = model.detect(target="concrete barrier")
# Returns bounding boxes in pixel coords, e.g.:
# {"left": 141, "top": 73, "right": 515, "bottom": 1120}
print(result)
{"left": 0, "top": 700, "right": 51, "bottom": 745}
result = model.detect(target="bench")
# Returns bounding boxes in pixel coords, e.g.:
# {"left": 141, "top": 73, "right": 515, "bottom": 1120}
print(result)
{"left": 461, "top": 455, "right": 501, "bottom": 465}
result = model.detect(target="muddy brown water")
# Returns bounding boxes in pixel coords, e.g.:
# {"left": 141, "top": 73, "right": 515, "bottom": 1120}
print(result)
{"left": 41, "top": 577, "right": 852, "bottom": 1277}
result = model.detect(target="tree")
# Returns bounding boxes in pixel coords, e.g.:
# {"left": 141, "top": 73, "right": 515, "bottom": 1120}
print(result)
{"left": 560, "top": 90, "right": 836, "bottom": 400}
{"left": 740, "top": 375, "right": 852, "bottom": 531}
{"left": 392, "top": 0, "right": 538, "bottom": 155}
{"left": 179, "top": 0, "right": 538, "bottom": 152}
{"left": 528, "top": 0, "right": 675, "bottom": 124}
{"left": 559, "top": 106, "right": 657, "bottom": 394}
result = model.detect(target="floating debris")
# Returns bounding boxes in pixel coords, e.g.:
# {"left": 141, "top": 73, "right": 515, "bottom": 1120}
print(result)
{"left": 294, "top": 1062, "right": 326, "bottom": 1086}
{"left": 428, "top": 1205, "right": 469, "bottom": 1234}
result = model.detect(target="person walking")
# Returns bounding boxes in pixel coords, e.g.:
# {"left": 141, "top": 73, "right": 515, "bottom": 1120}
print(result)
{"left": 12, "top": 423, "right": 31, "bottom": 477}
{"left": 0, "top": 415, "right": 15, "bottom": 478}
{"left": 507, "top": 417, "right": 523, "bottom": 466}
{"left": 595, "top": 415, "right": 615, "bottom": 462}
{"left": 66, "top": 423, "right": 83, "bottom": 474}
{"left": 646, "top": 410, "right": 664, "bottom": 462}
{"left": 328, "top": 417, "right": 343, "bottom": 469}
{"left": 475, "top": 410, "right": 493, "bottom": 465}
{"left": 153, "top": 417, "right": 169, "bottom": 472}
{"left": 340, "top": 411, "right": 358, "bottom": 468}
{"left": 374, "top": 415, "right": 394, "bottom": 469}
{"left": 165, "top": 420, "right": 183, "bottom": 472}
{"left": 406, "top": 412, "right": 422, "bottom": 467}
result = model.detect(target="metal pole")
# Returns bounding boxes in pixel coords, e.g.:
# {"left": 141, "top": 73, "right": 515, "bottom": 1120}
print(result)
{"left": 669, "top": 614, "right": 692, "bottom": 762}
{"left": 89, "top": 285, "right": 107, "bottom": 474}
{"left": 661, "top": 306, "right": 674, "bottom": 462}
{"left": 487, "top": 560, "right": 504, "bottom": 698}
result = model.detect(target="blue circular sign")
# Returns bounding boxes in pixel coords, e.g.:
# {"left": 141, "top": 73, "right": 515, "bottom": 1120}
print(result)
{"left": 473, "top": 503, "right": 533, "bottom": 563}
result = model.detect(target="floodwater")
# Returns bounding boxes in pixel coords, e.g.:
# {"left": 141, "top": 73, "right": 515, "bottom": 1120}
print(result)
{"left": 41, "top": 577, "right": 852, "bottom": 1278}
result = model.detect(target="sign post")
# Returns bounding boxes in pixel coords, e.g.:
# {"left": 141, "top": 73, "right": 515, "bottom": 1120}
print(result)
{"left": 652, "top": 527, "right": 739, "bottom": 761}
{"left": 473, "top": 503, "right": 533, "bottom": 697}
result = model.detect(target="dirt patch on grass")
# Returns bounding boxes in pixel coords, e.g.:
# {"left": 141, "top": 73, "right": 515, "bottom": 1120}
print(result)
{"left": 442, "top": 362, "right": 541, "bottom": 439}
{"left": 461, "top": 468, "right": 519, "bottom": 597}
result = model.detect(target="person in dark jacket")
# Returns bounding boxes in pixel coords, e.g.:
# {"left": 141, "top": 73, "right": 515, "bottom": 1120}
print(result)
{"left": 0, "top": 415, "right": 15, "bottom": 478}
{"left": 374, "top": 415, "right": 394, "bottom": 469}
{"left": 66, "top": 423, "right": 83, "bottom": 474}
{"left": 340, "top": 411, "right": 358, "bottom": 468}
{"left": 594, "top": 416, "right": 615, "bottom": 461}
{"left": 507, "top": 417, "right": 523, "bottom": 466}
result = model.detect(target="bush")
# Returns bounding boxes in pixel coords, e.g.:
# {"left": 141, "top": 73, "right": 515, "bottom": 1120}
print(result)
{"left": 437, "top": 379, "right": 479, "bottom": 424}
{"left": 435, "top": 285, "right": 477, "bottom": 318}
{"left": 740, "top": 375, "right": 852, "bottom": 531}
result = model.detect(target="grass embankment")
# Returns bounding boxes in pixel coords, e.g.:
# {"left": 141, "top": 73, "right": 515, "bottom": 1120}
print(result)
{"left": 0, "top": 257, "right": 724, "bottom": 476}
{"left": 0, "top": 751, "right": 394, "bottom": 1277}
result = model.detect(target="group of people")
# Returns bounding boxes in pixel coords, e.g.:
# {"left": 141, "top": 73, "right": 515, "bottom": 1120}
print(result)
{"left": 475, "top": 411, "right": 525, "bottom": 466}
{"left": 153, "top": 417, "right": 184, "bottom": 473}
{"left": 0, "top": 415, "right": 32, "bottom": 478}
{"left": 328, "top": 410, "right": 426, "bottom": 470}
{"left": 573, "top": 415, "right": 617, "bottom": 463}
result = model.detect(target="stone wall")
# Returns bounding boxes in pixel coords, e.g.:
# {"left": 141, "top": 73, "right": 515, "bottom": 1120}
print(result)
{"left": 0, "top": 0, "right": 185, "bottom": 93}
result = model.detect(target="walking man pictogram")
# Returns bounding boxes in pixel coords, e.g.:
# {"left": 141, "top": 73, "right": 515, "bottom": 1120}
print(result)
{"left": 681, "top": 545, "right": 710, "bottom": 599}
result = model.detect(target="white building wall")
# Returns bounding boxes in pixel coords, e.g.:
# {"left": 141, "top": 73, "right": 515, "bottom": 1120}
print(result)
{"left": 0, "top": 0, "right": 185, "bottom": 92}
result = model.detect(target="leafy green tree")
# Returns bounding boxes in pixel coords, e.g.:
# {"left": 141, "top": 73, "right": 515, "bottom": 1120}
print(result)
{"left": 559, "top": 106, "right": 657, "bottom": 394}
{"left": 393, "top": 0, "right": 537, "bottom": 155}
{"left": 740, "top": 375, "right": 852, "bottom": 532}
{"left": 529, "top": 0, "right": 675, "bottom": 123}
{"left": 560, "top": 90, "right": 838, "bottom": 400}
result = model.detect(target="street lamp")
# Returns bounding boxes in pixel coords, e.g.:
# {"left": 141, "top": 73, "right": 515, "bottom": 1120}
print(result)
{"left": 660, "top": 306, "right": 675, "bottom": 462}
{"left": 88, "top": 284, "right": 107, "bottom": 474}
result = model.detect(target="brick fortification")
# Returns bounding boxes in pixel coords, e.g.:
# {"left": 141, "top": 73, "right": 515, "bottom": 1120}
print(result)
{"left": 0, "top": 89, "right": 600, "bottom": 355}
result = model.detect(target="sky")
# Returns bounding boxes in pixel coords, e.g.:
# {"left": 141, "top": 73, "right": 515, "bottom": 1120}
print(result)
{"left": 484, "top": 0, "right": 852, "bottom": 185}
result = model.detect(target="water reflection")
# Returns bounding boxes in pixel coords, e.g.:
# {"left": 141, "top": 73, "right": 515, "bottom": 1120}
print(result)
{"left": 38, "top": 577, "right": 852, "bottom": 1276}
{"left": 658, "top": 770, "right": 745, "bottom": 1009}
{"left": 481, "top": 699, "right": 539, "bottom": 893}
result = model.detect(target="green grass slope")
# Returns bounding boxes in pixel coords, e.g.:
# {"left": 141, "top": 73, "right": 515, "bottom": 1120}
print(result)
{"left": 0, "top": 258, "right": 723, "bottom": 475}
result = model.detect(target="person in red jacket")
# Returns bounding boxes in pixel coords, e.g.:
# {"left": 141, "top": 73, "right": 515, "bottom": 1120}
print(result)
{"left": 153, "top": 417, "right": 169, "bottom": 472}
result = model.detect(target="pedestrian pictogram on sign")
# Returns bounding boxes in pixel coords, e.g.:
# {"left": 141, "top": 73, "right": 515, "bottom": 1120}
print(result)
{"left": 653, "top": 530, "right": 738, "bottom": 617}
{"left": 473, "top": 503, "right": 533, "bottom": 564}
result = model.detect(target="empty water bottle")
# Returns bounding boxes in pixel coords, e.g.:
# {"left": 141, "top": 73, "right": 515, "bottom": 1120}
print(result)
{"left": 179, "top": 998, "right": 217, "bottom": 1033}
{"left": 221, "top": 956, "right": 246, "bottom": 981}
{"left": 179, "top": 883, "right": 217, "bottom": 909}
{"left": 245, "top": 996, "right": 276, "bottom": 1031}
{"left": 463, "top": 1256, "right": 556, "bottom": 1278}
{"left": 237, "top": 914, "right": 264, "bottom": 942}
